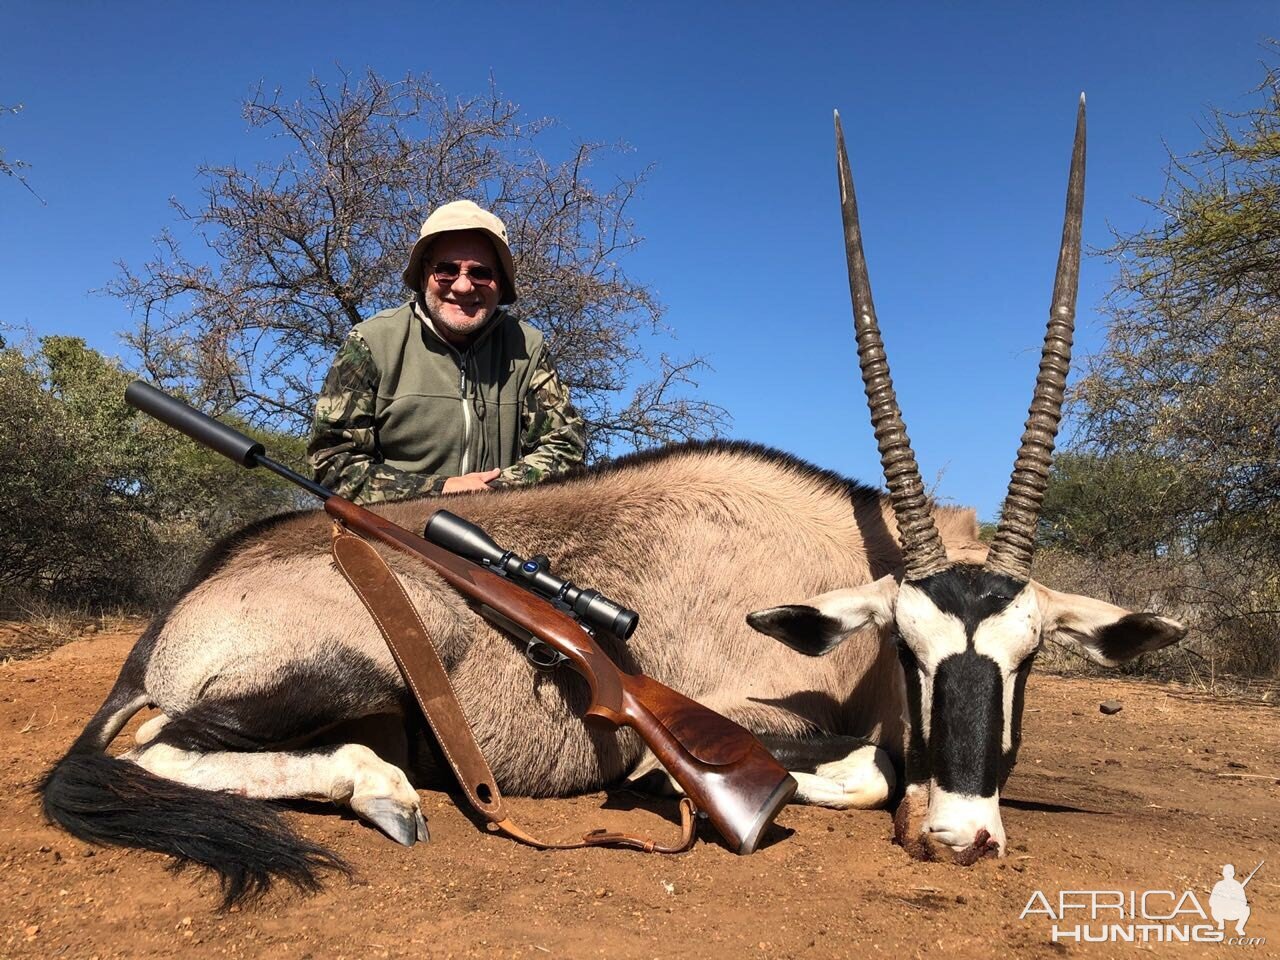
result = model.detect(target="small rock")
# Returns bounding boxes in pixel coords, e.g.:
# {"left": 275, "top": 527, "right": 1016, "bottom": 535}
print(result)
{"left": 1099, "top": 700, "right": 1123, "bottom": 715}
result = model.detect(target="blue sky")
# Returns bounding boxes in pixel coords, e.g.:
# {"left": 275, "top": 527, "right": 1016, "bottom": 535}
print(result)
{"left": 1, "top": 2, "right": 1274, "bottom": 520}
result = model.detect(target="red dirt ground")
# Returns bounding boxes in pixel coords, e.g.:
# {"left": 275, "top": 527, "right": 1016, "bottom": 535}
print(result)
{"left": 2, "top": 627, "right": 1276, "bottom": 959}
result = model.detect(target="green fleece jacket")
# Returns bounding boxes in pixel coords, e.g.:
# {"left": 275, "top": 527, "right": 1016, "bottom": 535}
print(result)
{"left": 307, "top": 300, "right": 584, "bottom": 504}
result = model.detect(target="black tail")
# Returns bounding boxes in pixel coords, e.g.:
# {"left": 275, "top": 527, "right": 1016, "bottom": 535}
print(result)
{"left": 40, "top": 753, "right": 349, "bottom": 906}
{"left": 38, "top": 643, "right": 349, "bottom": 907}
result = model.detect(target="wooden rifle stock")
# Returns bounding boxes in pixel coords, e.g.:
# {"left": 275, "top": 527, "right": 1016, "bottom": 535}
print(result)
{"left": 122, "top": 380, "right": 796, "bottom": 855}
{"left": 325, "top": 497, "right": 797, "bottom": 854}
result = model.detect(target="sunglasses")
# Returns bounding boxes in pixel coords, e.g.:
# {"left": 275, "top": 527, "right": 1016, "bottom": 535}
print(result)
{"left": 430, "top": 261, "right": 498, "bottom": 288}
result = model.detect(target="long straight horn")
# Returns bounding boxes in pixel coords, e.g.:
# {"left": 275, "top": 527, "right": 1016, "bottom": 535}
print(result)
{"left": 986, "top": 95, "right": 1087, "bottom": 581}
{"left": 835, "top": 111, "right": 949, "bottom": 581}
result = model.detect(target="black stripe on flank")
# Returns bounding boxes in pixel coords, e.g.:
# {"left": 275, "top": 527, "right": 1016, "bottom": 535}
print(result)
{"left": 757, "top": 734, "right": 877, "bottom": 773}
{"left": 153, "top": 650, "right": 404, "bottom": 753}
{"left": 931, "top": 652, "right": 1002, "bottom": 797}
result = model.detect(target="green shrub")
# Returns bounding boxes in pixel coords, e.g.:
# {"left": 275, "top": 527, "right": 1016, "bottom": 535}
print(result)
{"left": 0, "top": 337, "right": 307, "bottom": 611}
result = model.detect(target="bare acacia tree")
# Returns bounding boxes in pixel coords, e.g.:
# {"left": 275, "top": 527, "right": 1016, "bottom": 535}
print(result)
{"left": 110, "top": 71, "right": 727, "bottom": 458}
{"left": 1, "top": 103, "right": 43, "bottom": 203}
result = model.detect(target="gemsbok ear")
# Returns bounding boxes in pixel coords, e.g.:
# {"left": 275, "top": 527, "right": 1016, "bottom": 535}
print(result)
{"left": 747, "top": 575, "right": 898, "bottom": 656}
{"left": 1033, "top": 583, "right": 1187, "bottom": 666}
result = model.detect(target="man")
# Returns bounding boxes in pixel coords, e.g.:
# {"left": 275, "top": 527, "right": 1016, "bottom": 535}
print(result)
{"left": 308, "top": 200, "right": 585, "bottom": 503}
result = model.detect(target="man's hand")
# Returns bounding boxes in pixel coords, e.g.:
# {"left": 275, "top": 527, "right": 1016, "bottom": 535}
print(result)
{"left": 441, "top": 468, "right": 501, "bottom": 494}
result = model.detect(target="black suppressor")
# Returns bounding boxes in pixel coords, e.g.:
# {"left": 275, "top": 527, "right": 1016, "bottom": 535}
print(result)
{"left": 425, "top": 510, "right": 639, "bottom": 640}
{"left": 125, "top": 380, "right": 264, "bottom": 467}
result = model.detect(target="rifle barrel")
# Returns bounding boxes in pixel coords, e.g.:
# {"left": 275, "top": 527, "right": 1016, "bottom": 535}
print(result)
{"left": 124, "top": 380, "right": 334, "bottom": 500}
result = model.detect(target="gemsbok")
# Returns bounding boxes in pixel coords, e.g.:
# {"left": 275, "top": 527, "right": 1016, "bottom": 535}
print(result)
{"left": 41, "top": 96, "right": 1185, "bottom": 902}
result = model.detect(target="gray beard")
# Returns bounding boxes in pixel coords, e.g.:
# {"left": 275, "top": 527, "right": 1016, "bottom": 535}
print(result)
{"left": 420, "top": 290, "right": 497, "bottom": 345}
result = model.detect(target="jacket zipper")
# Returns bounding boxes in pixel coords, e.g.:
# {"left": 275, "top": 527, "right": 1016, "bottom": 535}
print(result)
{"left": 459, "top": 361, "right": 473, "bottom": 475}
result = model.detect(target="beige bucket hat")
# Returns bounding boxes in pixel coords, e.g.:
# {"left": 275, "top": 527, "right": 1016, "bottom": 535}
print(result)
{"left": 403, "top": 200, "right": 518, "bottom": 305}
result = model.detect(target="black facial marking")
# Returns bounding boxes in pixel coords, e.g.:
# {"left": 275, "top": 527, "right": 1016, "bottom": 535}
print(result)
{"left": 897, "top": 642, "right": 931, "bottom": 785}
{"left": 999, "top": 649, "right": 1037, "bottom": 790}
{"left": 153, "top": 650, "right": 404, "bottom": 753}
{"left": 931, "top": 652, "right": 1002, "bottom": 797}
{"left": 747, "top": 605, "right": 848, "bottom": 656}
{"left": 1093, "top": 612, "right": 1186, "bottom": 663}
{"left": 912, "top": 564, "right": 1026, "bottom": 641}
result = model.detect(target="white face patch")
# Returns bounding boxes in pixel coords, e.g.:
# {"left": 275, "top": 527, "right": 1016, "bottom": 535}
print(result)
{"left": 895, "top": 581, "right": 967, "bottom": 746}
{"left": 895, "top": 582, "right": 967, "bottom": 672}
{"left": 972, "top": 585, "right": 1042, "bottom": 671}
{"left": 973, "top": 586, "right": 1041, "bottom": 755}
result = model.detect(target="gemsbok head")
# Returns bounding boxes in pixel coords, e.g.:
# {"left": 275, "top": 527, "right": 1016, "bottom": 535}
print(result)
{"left": 748, "top": 97, "right": 1186, "bottom": 862}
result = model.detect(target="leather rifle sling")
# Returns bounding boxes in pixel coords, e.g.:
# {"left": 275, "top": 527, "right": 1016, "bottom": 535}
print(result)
{"left": 330, "top": 524, "right": 697, "bottom": 853}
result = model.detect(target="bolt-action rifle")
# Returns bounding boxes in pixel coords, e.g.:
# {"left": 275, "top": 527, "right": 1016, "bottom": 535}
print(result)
{"left": 124, "top": 380, "right": 796, "bottom": 855}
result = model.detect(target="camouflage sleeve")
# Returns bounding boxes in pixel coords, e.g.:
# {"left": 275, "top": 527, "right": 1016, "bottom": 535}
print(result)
{"left": 306, "top": 332, "right": 447, "bottom": 504}
{"left": 492, "top": 346, "right": 585, "bottom": 488}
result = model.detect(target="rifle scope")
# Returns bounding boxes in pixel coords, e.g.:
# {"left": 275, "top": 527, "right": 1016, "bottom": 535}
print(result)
{"left": 425, "top": 511, "right": 639, "bottom": 640}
